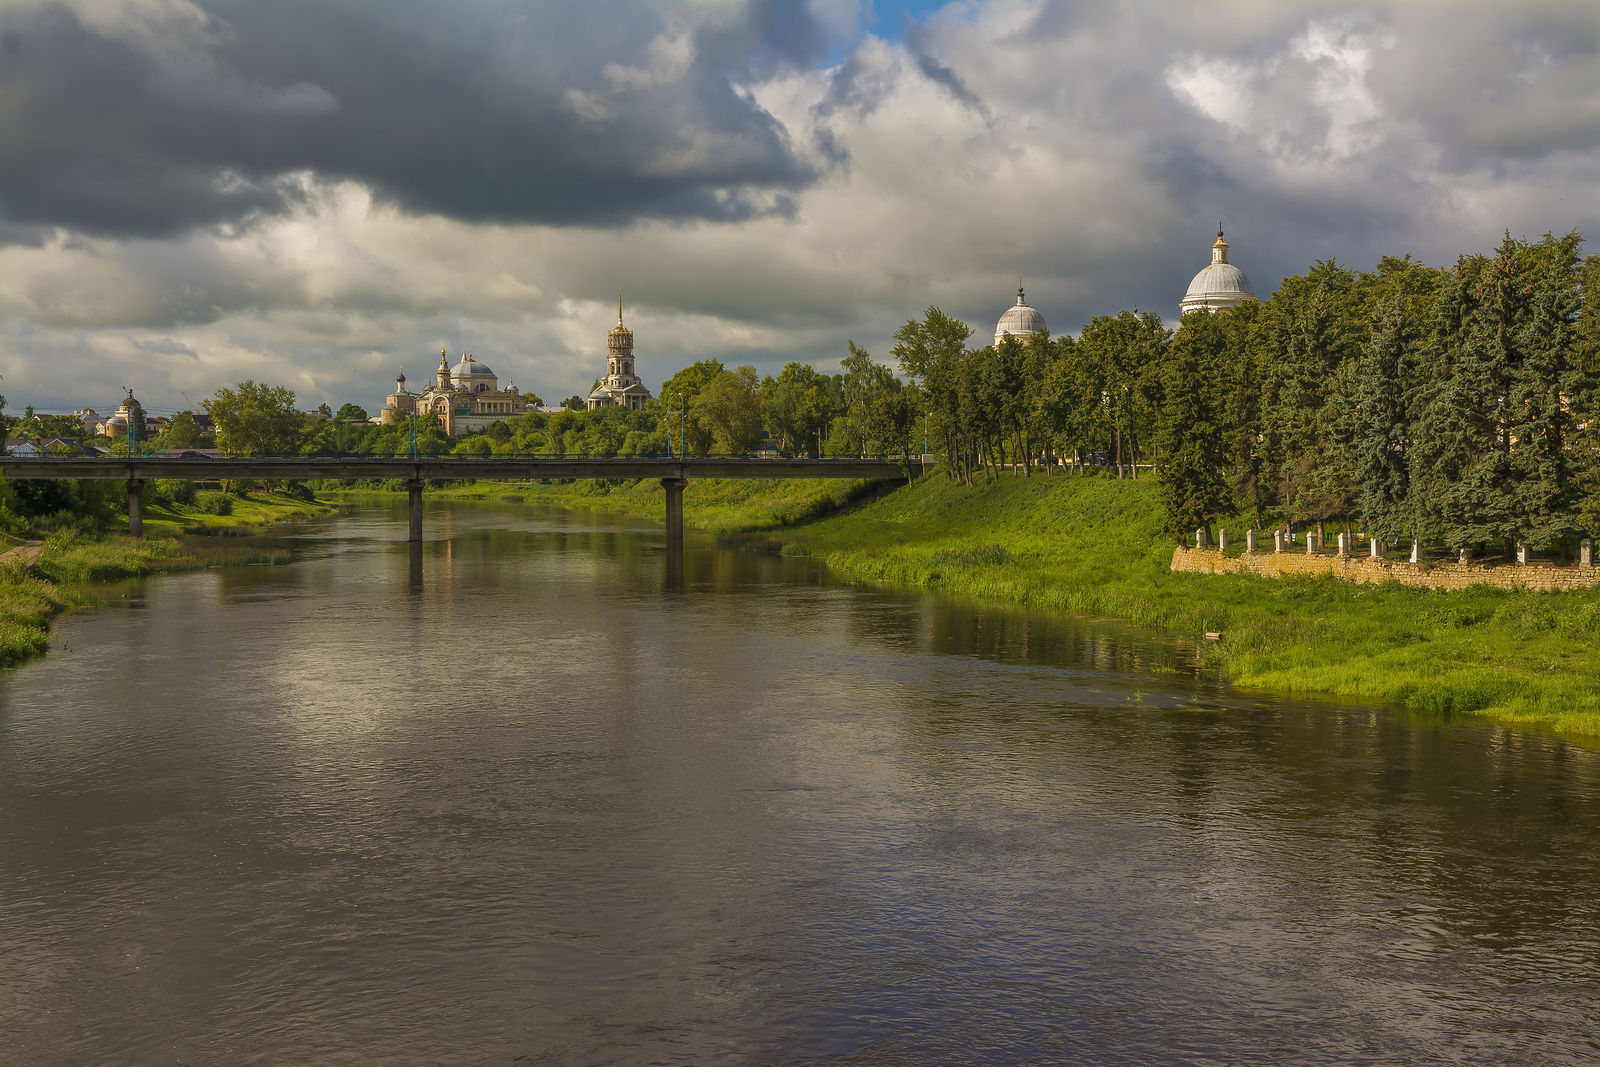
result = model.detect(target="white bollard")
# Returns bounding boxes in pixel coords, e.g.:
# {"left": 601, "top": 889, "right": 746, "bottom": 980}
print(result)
{"left": 1337, "top": 533, "right": 1349, "bottom": 557}
{"left": 1370, "top": 537, "right": 1382, "bottom": 559}
{"left": 1583, "top": 539, "right": 1594, "bottom": 569}
{"left": 1516, "top": 542, "right": 1528, "bottom": 566}
{"left": 1218, "top": 529, "right": 1229, "bottom": 553}
{"left": 1196, "top": 528, "right": 1206, "bottom": 549}
{"left": 1274, "top": 530, "right": 1284, "bottom": 553}
{"left": 1246, "top": 529, "right": 1257, "bottom": 554}
{"left": 1410, "top": 539, "right": 1420, "bottom": 565}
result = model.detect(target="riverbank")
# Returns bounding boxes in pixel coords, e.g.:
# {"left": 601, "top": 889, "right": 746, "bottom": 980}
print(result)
{"left": 501, "top": 471, "right": 1600, "bottom": 740}
{"left": 0, "top": 489, "right": 333, "bottom": 669}
{"left": 329, "top": 476, "right": 889, "bottom": 533}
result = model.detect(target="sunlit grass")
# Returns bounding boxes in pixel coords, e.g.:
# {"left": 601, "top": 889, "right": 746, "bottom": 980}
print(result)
{"left": 757, "top": 470, "right": 1600, "bottom": 740}
{"left": 333, "top": 469, "right": 1600, "bottom": 739}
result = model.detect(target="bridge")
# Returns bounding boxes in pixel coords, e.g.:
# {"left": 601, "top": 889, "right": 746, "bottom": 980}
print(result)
{"left": 0, "top": 455, "right": 913, "bottom": 551}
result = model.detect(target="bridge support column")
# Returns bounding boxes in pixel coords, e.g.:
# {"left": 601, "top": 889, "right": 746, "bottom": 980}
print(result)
{"left": 407, "top": 479, "right": 424, "bottom": 543}
{"left": 128, "top": 478, "right": 144, "bottom": 539}
{"left": 661, "top": 477, "right": 686, "bottom": 558}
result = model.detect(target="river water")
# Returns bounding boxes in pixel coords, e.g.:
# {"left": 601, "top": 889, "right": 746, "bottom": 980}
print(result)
{"left": 1, "top": 500, "right": 1597, "bottom": 1065}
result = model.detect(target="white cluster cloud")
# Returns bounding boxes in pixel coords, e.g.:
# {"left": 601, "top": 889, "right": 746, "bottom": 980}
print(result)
{"left": 1, "top": 0, "right": 1595, "bottom": 416}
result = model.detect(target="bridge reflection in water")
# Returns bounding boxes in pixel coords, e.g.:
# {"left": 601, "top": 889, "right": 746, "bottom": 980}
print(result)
{"left": 0, "top": 455, "right": 910, "bottom": 560}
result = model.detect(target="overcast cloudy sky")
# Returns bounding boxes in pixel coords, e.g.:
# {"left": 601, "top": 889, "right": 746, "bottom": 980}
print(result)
{"left": 1, "top": 0, "right": 1596, "bottom": 415}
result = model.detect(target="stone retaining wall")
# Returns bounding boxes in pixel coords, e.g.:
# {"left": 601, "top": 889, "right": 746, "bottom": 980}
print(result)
{"left": 1171, "top": 545, "right": 1600, "bottom": 591}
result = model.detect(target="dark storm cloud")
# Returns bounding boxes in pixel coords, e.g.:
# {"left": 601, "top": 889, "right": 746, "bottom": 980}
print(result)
{"left": 0, "top": 0, "right": 833, "bottom": 238}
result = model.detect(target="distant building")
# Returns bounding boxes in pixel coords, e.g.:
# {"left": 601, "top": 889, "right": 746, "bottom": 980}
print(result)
{"left": 75, "top": 409, "right": 107, "bottom": 436}
{"left": 586, "top": 297, "right": 653, "bottom": 411}
{"left": 1179, "top": 230, "right": 1256, "bottom": 315}
{"left": 103, "top": 390, "right": 144, "bottom": 438}
{"left": 994, "top": 287, "right": 1048, "bottom": 348}
{"left": 380, "top": 350, "right": 534, "bottom": 437}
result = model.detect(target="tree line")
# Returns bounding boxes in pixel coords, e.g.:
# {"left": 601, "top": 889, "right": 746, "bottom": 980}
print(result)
{"left": 6, "top": 229, "right": 1593, "bottom": 558}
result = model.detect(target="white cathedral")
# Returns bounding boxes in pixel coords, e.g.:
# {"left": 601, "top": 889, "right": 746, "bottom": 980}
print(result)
{"left": 380, "top": 351, "right": 534, "bottom": 437}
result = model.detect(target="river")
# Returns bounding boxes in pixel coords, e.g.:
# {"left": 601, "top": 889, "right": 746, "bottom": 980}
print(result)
{"left": 2, "top": 499, "right": 1597, "bottom": 1065}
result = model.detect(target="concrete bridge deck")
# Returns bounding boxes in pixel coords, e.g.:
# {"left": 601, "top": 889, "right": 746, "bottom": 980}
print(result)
{"left": 0, "top": 454, "right": 914, "bottom": 547}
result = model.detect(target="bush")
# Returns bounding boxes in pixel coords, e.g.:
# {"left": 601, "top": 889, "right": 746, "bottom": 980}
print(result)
{"left": 161, "top": 479, "right": 198, "bottom": 507}
{"left": 280, "top": 481, "right": 315, "bottom": 502}
{"left": 195, "top": 491, "right": 233, "bottom": 515}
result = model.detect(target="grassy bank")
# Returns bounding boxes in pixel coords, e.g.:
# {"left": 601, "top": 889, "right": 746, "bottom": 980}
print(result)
{"left": 331, "top": 476, "right": 891, "bottom": 533}
{"left": 506, "top": 470, "right": 1599, "bottom": 739}
{"left": 0, "top": 488, "right": 329, "bottom": 669}
{"left": 139, "top": 488, "right": 340, "bottom": 533}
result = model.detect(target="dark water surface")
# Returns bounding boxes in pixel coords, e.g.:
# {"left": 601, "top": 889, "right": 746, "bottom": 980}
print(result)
{"left": 2, "top": 501, "right": 1597, "bottom": 1065}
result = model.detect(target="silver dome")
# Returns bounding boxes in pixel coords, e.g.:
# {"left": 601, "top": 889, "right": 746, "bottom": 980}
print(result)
{"left": 1180, "top": 232, "right": 1255, "bottom": 314}
{"left": 449, "top": 355, "right": 498, "bottom": 391}
{"left": 994, "top": 288, "right": 1047, "bottom": 346}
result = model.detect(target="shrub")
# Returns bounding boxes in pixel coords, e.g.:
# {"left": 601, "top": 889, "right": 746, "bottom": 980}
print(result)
{"left": 161, "top": 479, "right": 198, "bottom": 507}
{"left": 195, "top": 491, "right": 233, "bottom": 515}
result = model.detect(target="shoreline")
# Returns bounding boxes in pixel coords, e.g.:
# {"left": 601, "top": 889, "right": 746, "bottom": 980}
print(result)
{"left": 0, "top": 490, "right": 339, "bottom": 671}
{"left": 390, "top": 473, "right": 1600, "bottom": 743}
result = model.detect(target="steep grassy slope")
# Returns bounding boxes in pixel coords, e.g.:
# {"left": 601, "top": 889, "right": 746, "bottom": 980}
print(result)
{"left": 767, "top": 471, "right": 1600, "bottom": 738}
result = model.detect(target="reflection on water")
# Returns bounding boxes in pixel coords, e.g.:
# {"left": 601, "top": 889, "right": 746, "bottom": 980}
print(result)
{"left": 0, "top": 498, "right": 1596, "bottom": 1065}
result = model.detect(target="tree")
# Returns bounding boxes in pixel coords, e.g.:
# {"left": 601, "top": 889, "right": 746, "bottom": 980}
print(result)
{"left": 335, "top": 403, "right": 369, "bottom": 422}
{"left": 1354, "top": 297, "right": 1414, "bottom": 545}
{"left": 760, "top": 362, "right": 836, "bottom": 455}
{"left": 1157, "top": 312, "right": 1233, "bottom": 538}
{"left": 1456, "top": 235, "right": 1530, "bottom": 555}
{"left": 1409, "top": 256, "right": 1491, "bottom": 552}
{"left": 658, "top": 358, "right": 727, "bottom": 455}
{"left": 205, "top": 380, "right": 307, "bottom": 455}
{"left": 892, "top": 308, "right": 973, "bottom": 478}
{"left": 693, "top": 367, "right": 763, "bottom": 454}
{"left": 1575, "top": 251, "right": 1600, "bottom": 536}
{"left": 1511, "top": 231, "right": 1584, "bottom": 551}
{"left": 155, "top": 410, "right": 204, "bottom": 450}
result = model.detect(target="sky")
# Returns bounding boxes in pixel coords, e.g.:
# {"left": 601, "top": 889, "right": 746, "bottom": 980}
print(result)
{"left": 1, "top": 0, "right": 1596, "bottom": 416}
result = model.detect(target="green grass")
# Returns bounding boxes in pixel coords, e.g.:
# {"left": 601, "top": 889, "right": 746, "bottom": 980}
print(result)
{"left": 140, "top": 489, "right": 339, "bottom": 533}
{"left": 759, "top": 470, "right": 1600, "bottom": 739}
{"left": 333, "top": 471, "right": 1600, "bottom": 740}
{"left": 332, "top": 476, "right": 891, "bottom": 533}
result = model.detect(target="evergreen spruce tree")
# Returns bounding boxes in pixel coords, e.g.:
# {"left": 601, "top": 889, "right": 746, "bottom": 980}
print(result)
{"left": 1574, "top": 253, "right": 1600, "bottom": 537}
{"left": 1408, "top": 258, "right": 1489, "bottom": 552}
{"left": 1354, "top": 297, "right": 1413, "bottom": 544}
{"left": 1458, "top": 234, "right": 1529, "bottom": 555}
{"left": 1274, "top": 281, "right": 1355, "bottom": 526}
{"left": 1157, "top": 314, "right": 1232, "bottom": 539}
{"left": 1511, "top": 233, "right": 1583, "bottom": 551}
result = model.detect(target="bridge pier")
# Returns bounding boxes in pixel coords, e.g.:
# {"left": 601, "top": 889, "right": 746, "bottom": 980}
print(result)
{"left": 128, "top": 478, "right": 144, "bottom": 539}
{"left": 661, "top": 477, "right": 685, "bottom": 559}
{"left": 408, "top": 478, "right": 423, "bottom": 543}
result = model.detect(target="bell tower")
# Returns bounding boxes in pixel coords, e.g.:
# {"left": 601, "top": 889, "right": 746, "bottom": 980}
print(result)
{"left": 607, "top": 292, "right": 635, "bottom": 385}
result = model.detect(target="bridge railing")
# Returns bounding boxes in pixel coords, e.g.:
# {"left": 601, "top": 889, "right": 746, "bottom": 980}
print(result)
{"left": 0, "top": 450, "right": 919, "bottom": 463}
